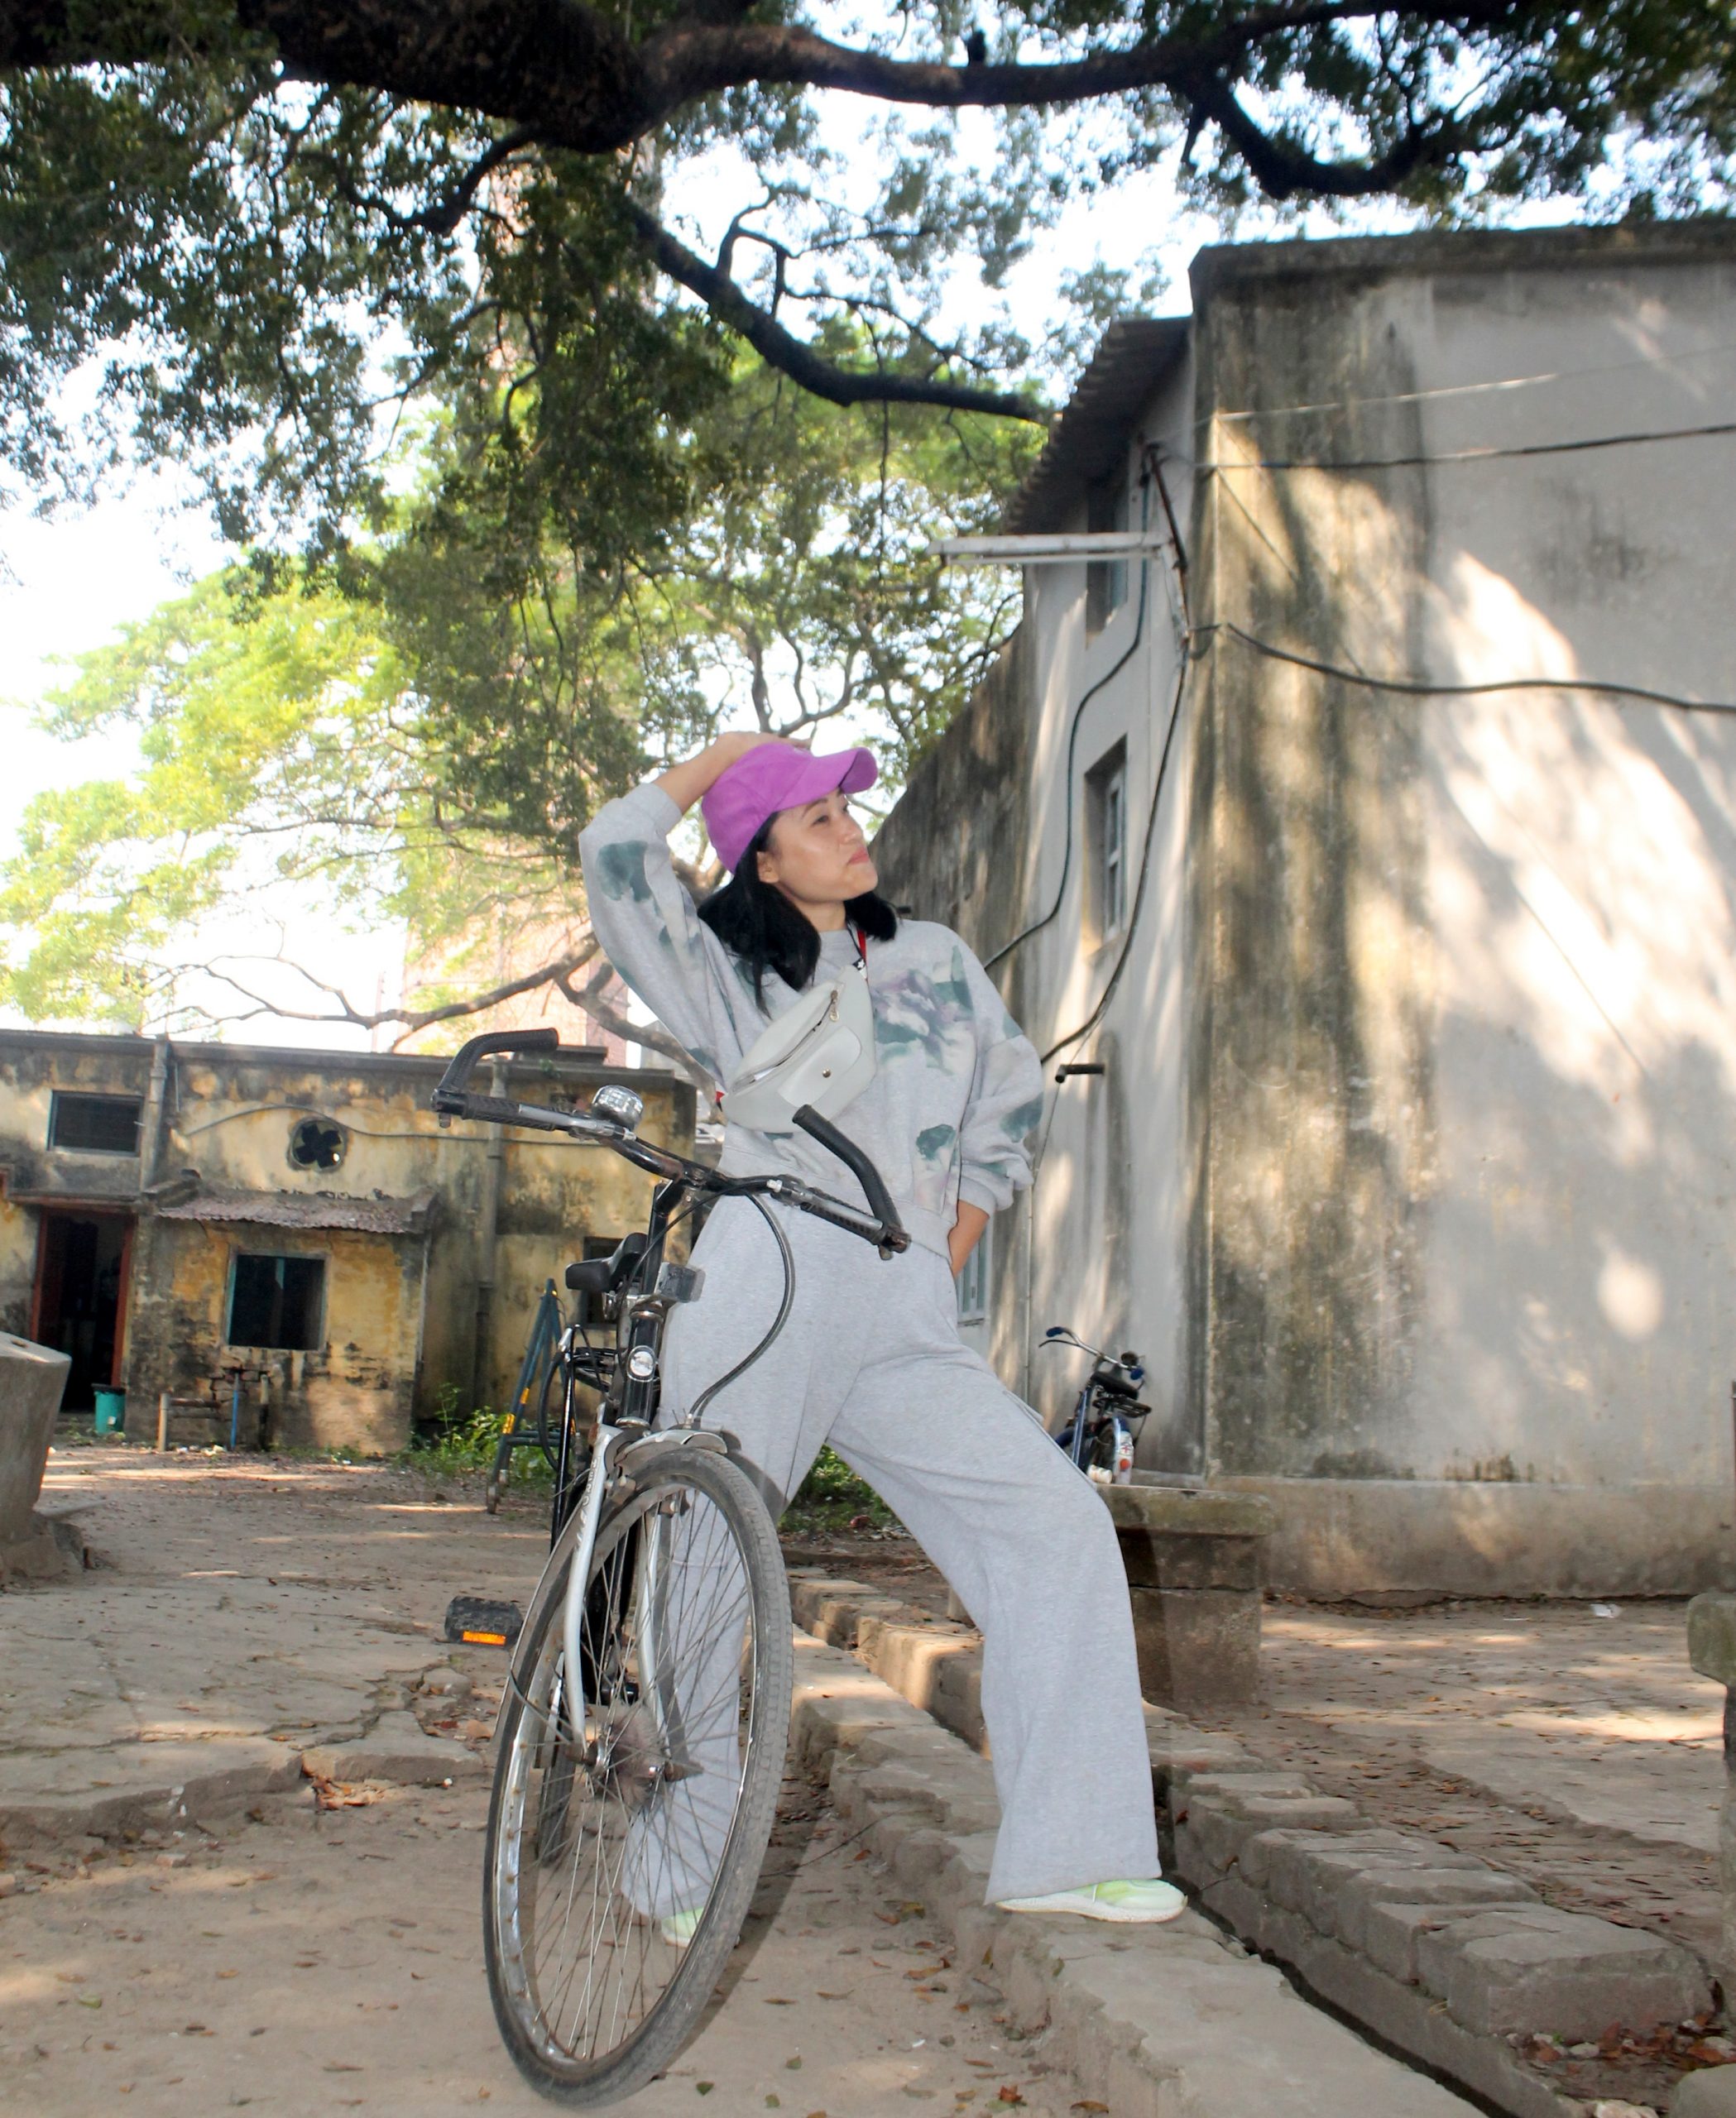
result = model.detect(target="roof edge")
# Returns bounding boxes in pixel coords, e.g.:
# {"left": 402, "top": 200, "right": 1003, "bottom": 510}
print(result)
{"left": 1190, "top": 215, "right": 1736, "bottom": 307}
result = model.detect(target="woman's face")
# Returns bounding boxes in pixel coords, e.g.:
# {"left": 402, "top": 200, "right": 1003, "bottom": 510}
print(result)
{"left": 756, "top": 788, "right": 878, "bottom": 910}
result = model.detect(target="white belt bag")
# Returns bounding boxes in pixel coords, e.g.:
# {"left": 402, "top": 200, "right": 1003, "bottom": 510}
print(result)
{"left": 720, "top": 946, "right": 877, "bottom": 1130}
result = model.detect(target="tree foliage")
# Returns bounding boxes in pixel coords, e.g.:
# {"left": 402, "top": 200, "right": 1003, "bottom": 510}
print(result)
{"left": 0, "top": 360, "right": 1033, "bottom": 1038}
{"left": 0, "top": 2, "right": 1731, "bottom": 547}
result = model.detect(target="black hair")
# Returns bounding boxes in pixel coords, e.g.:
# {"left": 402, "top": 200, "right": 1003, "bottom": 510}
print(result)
{"left": 697, "top": 814, "right": 898, "bottom": 1005}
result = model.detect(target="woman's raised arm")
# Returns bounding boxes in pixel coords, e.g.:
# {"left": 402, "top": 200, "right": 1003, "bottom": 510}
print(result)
{"left": 578, "top": 735, "right": 796, "bottom": 1088}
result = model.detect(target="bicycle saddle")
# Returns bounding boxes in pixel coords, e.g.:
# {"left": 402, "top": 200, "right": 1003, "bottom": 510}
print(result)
{"left": 564, "top": 1233, "right": 649, "bottom": 1296}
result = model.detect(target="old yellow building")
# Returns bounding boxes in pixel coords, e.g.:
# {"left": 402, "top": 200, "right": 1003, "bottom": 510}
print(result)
{"left": 0, "top": 1028, "right": 694, "bottom": 1450}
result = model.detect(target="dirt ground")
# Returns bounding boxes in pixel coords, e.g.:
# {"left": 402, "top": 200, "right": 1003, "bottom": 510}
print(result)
{"left": 0, "top": 1762, "right": 1081, "bottom": 2118}
{"left": 0, "top": 1447, "right": 1084, "bottom": 2116}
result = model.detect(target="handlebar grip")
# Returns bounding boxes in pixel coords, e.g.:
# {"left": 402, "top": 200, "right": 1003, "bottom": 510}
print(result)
{"left": 796, "top": 1192, "right": 910, "bottom": 1255}
{"left": 791, "top": 1106, "right": 908, "bottom": 1245}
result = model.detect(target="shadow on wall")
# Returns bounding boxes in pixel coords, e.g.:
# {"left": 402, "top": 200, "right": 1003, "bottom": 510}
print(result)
{"left": 1196, "top": 276, "right": 1736, "bottom": 1495}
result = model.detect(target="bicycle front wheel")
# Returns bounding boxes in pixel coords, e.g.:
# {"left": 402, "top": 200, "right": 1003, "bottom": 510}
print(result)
{"left": 483, "top": 1443, "right": 793, "bottom": 2106}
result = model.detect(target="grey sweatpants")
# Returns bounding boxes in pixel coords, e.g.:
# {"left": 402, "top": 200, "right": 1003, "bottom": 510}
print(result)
{"left": 645, "top": 1196, "right": 1163, "bottom": 1909}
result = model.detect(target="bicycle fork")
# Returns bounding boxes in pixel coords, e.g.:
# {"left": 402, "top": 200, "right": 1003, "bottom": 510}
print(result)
{"left": 558, "top": 1424, "right": 732, "bottom": 1747}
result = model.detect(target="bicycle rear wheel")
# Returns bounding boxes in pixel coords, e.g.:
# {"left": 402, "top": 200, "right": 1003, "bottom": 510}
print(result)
{"left": 483, "top": 1443, "right": 793, "bottom": 2105}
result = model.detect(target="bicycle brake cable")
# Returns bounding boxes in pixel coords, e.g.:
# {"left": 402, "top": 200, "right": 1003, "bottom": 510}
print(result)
{"left": 682, "top": 1192, "right": 794, "bottom": 1427}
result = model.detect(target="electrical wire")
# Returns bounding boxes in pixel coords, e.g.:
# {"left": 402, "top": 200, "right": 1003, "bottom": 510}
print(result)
{"left": 683, "top": 1192, "right": 794, "bottom": 1427}
{"left": 1197, "top": 417, "right": 1736, "bottom": 475}
{"left": 1038, "top": 650, "right": 1192, "bottom": 1068}
{"left": 1202, "top": 619, "right": 1736, "bottom": 716}
{"left": 981, "top": 475, "right": 1156, "bottom": 975}
{"left": 1211, "top": 339, "right": 1736, "bottom": 427}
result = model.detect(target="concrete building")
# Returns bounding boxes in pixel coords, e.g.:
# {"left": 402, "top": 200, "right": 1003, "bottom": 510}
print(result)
{"left": 0, "top": 1029, "right": 693, "bottom": 1450}
{"left": 875, "top": 218, "right": 1736, "bottom": 1598}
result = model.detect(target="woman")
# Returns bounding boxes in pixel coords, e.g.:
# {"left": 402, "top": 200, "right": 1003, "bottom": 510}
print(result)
{"left": 579, "top": 731, "right": 1182, "bottom": 1924}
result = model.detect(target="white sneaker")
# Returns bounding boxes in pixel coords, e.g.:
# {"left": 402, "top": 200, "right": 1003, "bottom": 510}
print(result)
{"left": 997, "top": 1877, "right": 1187, "bottom": 1924}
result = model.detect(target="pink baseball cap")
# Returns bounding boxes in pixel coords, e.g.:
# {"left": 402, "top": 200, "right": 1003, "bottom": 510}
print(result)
{"left": 703, "top": 742, "right": 878, "bottom": 873}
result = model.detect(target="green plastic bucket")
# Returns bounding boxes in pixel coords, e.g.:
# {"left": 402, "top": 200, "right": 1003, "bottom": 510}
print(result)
{"left": 93, "top": 1387, "right": 126, "bottom": 1435}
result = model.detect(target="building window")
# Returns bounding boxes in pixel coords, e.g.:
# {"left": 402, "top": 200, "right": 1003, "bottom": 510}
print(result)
{"left": 1086, "top": 741, "right": 1129, "bottom": 945}
{"left": 957, "top": 1219, "right": 991, "bottom": 1326}
{"left": 1086, "top": 469, "right": 1129, "bottom": 635}
{"left": 48, "top": 1092, "right": 143, "bottom": 1155}
{"left": 288, "top": 1116, "right": 347, "bottom": 1172}
{"left": 228, "top": 1253, "right": 325, "bottom": 1350}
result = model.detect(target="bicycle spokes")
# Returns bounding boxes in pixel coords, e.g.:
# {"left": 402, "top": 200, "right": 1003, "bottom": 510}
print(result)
{"left": 492, "top": 1470, "right": 761, "bottom": 2077}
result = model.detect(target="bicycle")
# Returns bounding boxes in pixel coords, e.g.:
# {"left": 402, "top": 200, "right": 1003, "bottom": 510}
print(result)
{"left": 431, "top": 1027, "right": 909, "bottom": 2106}
{"left": 484, "top": 1278, "right": 565, "bottom": 1514}
{"left": 1040, "top": 1325, "right": 1152, "bottom": 1484}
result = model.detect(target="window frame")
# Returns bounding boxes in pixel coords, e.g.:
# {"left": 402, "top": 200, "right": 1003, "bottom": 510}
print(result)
{"left": 956, "top": 1216, "right": 992, "bottom": 1326}
{"left": 1085, "top": 740, "right": 1129, "bottom": 948}
{"left": 225, "top": 1250, "right": 328, "bottom": 1352}
{"left": 47, "top": 1090, "right": 144, "bottom": 1156}
{"left": 1085, "top": 470, "right": 1129, "bottom": 635}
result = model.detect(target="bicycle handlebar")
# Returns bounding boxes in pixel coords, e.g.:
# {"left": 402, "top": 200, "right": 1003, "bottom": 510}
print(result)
{"left": 429, "top": 1030, "right": 910, "bottom": 1258}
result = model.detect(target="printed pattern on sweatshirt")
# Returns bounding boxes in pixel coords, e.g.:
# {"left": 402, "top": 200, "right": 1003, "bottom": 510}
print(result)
{"left": 580, "top": 782, "right": 1045, "bottom": 1255}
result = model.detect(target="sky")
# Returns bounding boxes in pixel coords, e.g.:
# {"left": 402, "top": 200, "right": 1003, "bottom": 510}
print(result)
{"left": 0, "top": 107, "right": 1430, "bottom": 1051}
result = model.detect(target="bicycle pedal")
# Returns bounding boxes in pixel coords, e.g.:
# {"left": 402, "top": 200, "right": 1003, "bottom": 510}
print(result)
{"left": 444, "top": 1594, "right": 525, "bottom": 1648}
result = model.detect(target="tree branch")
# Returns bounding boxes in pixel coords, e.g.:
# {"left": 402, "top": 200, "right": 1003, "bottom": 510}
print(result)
{"left": 622, "top": 199, "right": 1048, "bottom": 423}
{"left": 323, "top": 124, "right": 536, "bottom": 237}
{"left": 553, "top": 957, "right": 710, "bottom": 1084}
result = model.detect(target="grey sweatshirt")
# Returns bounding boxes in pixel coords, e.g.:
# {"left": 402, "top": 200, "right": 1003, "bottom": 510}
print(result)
{"left": 579, "top": 783, "right": 1046, "bottom": 1262}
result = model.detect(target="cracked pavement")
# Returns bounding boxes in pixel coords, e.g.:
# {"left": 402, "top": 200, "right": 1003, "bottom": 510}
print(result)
{"left": 1, "top": 1448, "right": 543, "bottom": 1842}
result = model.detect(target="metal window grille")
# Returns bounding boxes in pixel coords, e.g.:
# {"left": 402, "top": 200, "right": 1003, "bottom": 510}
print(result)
{"left": 48, "top": 1092, "right": 142, "bottom": 1154}
{"left": 228, "top": 1253, "right": 325, "bottom": 1350}
{"left": 1101, "top": 762, "right": 1126, "bottom": 938}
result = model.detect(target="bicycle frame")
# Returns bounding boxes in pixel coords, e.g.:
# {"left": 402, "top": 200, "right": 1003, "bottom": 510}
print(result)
{"left": 429, "top": 1026, "right": 910, "bottom": 1754}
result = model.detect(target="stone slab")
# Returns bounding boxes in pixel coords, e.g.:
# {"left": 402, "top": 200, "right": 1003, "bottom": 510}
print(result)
{"left": 1360, "top": 1896, "right": 1550, "bottom": 1986}
{"left": 1337, "top": 1867, "right": 1538, "bottom": 1957}
{"left": 1201, "top": 1871, "right": 1580, "bottom": 2118}
{"left": 790, "top": 1633, "right": 1477, "bottom": 2118}
{"left": 1676, "top": 2066, "right": 1736, "bottom": 2117}
{"left": 1413, "top": 1904, "right": 1711, "bottom": 2039}
{"left": 1689, "top": 1592, "right": 1736, "bottom": 1687}
{"left": 1128, "top": 1584, "right": 1262, "bottom": 1704}
{"left": 301, "top": 1709, "right": 486, "bottom": 1787}
{"left": 1101, "top": 1481, "right": 1278, "bottom": 1553}
{"left": 1423, "top": 1727, "right": 1721, "bottom": 1857}
{"left": 0, "top": 1737, "right": 305, "bottom": 1842}
{"left": 0, "top": 1334, "right": 69, "bottom": 1541}
{"left": 1144, "top": 1716, "right": 1258, "bottom": 1795}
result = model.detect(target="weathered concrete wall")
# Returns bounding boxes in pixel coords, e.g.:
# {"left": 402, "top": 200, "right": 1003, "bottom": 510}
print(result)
{"left": 880, "top": 219, "right": 1736, "bottom": 1593}
{"left": 873, "top": 625, "right": 1039, "bottom": 1389}
{"left": 1187, "top": 242, "right": 1437, "bottom": 1487}
{"left": 1188, "top": 224, "right": 1736, "bottom": 1589}
{"left": 132, "top": 1219, "right": 425, "bottom": 1454}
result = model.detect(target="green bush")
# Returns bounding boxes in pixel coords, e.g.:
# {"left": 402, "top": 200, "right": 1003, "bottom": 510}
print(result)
{"left": 782, "top": 1445, "right": 899, "bottom": 1535}
{"left": 401, "top": 1382, "right": 553, "bottom": 1486}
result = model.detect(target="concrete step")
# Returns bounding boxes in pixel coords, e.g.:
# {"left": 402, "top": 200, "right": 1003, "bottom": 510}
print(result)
{"left": 791, "top": 1632, "right": 1479, "bottom": 2118}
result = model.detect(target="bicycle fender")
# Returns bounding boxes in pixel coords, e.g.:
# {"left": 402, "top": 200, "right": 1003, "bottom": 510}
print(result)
{"left": 613, "top": 1426, "right": 729, "bottom": 1485}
